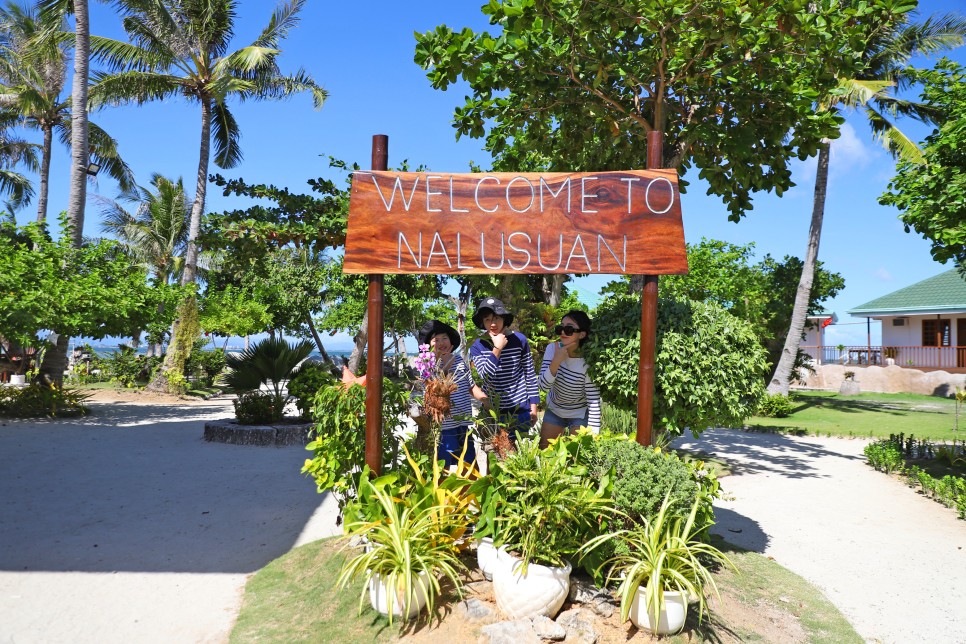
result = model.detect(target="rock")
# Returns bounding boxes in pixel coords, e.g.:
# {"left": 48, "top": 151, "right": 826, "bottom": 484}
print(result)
{"left": 479, "top": 619, "right": 541, "bottom": 644}
{"left": 458, "top": 597, "right": 498, "bottom": 624}
{"left": 589, "top": 598, "right": 614, "bottom": 618}
{"left": 556, "top": 608, "right": 598, "bottom": 644}
{"left": 530, "top": 615, "right": 566, "bottom": 641}
{"left": 839, "top": 380, "right": 861, "bottom": 396}
{"left": 566, "top": 576, "right": 615, "bottom": 618}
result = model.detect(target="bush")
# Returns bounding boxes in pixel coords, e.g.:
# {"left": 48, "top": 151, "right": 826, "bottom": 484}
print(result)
{"left": 864, "top": 439, "right": 905, "bottom": 474}
{"left": 301, "top": 379, "right": 411, "bottom": 518}
{"left": 585, "top": 294, "right": 767, "bottom": 439}
{"left": 101, "top": 346, "right": 160, "bottom": 387}
{"left": 588, "top": 434, "right": 699, "bottom": 529}
{"left": 757, "top": 392, "right": 793, "bottom": 418}
{"left": 233, "top": 391, "right": 279, "bottom": 425}
{"left": 600, "top": 403, "right": 636, "bottom": 435}
{"left": 287, "top": 361, "right": 336, "bottom": 418}
{"left": 0, "top": 384, "right": 91, "bottom": 417}
{"left": 185, "top": 348, "right": 226, "bottom": 388}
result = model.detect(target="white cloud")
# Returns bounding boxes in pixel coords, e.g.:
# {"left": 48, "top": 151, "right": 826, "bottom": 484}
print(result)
{"left": 874, "top": 267, "right": 894, "bottom": 281}
{"left": 829, "top": 123, "right": 873, "bottom": 168}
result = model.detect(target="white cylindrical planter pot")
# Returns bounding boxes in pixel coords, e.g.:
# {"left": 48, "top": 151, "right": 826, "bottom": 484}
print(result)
{"left": 477, "top": 537, "right": 498, "bottom": 581}
{"left": 369, "top": 570, "right": 431, "bottom": 621}
{"left": 493, "top": 550, "right": 571, "bottom": 619}
{"left": 9, "top": 374, "right": 26, "bottom": 386}
{"left": 629, "top": 588, "right": 688, "bottom": 634}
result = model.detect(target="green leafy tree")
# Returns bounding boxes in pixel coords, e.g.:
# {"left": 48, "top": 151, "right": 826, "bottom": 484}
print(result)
{"left": 0, "top": 0, "right": 134, "bottom": 224}
{"left": 584, "top": 293, "right": 767, "bottom": 438}
{"left": 198, "top": 285, "right": 271, "bottom": 349}
{"left": 880, "top": 60, "right": 966, "bottom": 265}
{"left": 416, "top": 0, "right": 910, "bottom": 218}
{"left": 90, "top": 0, "right": 326, "bottom": 391}
{"left": 0, "top": 218, "right": 181, "bottom": 375}
{"left": 769, "top": 12, "right": 966, "bottom": 395}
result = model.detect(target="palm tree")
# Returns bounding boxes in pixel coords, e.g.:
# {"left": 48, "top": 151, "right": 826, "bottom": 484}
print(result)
{"left": 0, "top": 0, "right": 134, "bottom": 226}
{"left": 89, "top": 0, "right": 326, "bottom": 392}
{"left": 0, "top": 109, "right": 38, "bottom": 210}
{"left": 98, "top": 173, "right": 190, "bottom": 285}
{"left": 89, "top": 0, "right": 326, "bottom": 287}
{"left": 768, "top": 13, "right": 966, "bottom": 395}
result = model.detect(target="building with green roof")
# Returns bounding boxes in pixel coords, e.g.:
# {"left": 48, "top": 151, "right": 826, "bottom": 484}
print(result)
{"left": 847, "top": 269, "right": 966, "bottom": 370}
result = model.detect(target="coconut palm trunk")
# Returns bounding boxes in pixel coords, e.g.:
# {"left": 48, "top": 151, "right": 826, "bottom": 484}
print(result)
{"left": 39, "top": 0, "right": 90, "bottom": 385}
{"left": 36, "top": 125, "right": 52, "bottom": 224}
{"left": 181, "top": 100, "right": 211, "bottom": 287}
{"left": 767, "top": 142, "right": 830, "bottom": 395}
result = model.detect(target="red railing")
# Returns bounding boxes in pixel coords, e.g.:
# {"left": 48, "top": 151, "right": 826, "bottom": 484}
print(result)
{"left": 802, "top": 345, "right": 966, "bottom": 370}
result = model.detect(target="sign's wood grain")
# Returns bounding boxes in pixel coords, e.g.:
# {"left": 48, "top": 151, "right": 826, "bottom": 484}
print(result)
{"left": 343, "top": 170, "right": 687, "bottom": 275}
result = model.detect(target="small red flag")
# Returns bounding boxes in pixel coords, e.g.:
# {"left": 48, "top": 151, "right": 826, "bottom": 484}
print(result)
{"left": 821, "top": 317, "right": 833, "bottom": 328}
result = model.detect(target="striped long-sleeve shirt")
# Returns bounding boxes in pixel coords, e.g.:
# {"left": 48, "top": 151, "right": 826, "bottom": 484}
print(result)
{"left": 440, "top": 354, "right": 475, "bottom": 431}
{"left": 539, "top": 342, "right": 601, "bottom": 431}
{"left": 470, "top": 331, "right": 539, "bottom": 411}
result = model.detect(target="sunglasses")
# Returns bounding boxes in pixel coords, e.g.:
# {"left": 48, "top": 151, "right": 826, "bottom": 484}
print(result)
{"left": 554, "top": 324, "right": 580, "bottom": 337}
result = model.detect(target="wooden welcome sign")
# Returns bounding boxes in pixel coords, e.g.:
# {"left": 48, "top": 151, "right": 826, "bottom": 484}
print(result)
{"left": 344, "top": 170, "right": 687, "bottom": 275}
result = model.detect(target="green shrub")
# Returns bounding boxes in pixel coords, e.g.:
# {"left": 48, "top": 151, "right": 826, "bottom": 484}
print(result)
{"left": 221, "top": 338, "right": 314, "bottom": 418}
{"left": 588, "top": 434, "right": 699, "bottom": 528}
{"left": 287, "top": 361, "right": 335, "bottom": 418}
{"left": 864, "top": 439, "right": 905, "bottom": 474}
{"left": 185, "top": 348, "right": 226, "bottom": 387}
{"left": 101, "top": 345, "right": 160, "bottom": 387}
{"left": 757, "top": 392, "right": 793, "bottom": 418}
{"left": 600, "top": 403, "right": 636, "bottom": 435}
{"left": 585, "top": 294, "right": 767, "bottom": 439}
{"left": 0, "top": 384, "right": 91, "bottom": 417}
{"left": 233, "top": 391, "right": 279, "bottom": 425}
{"left": 301, "top": 379, "right": 411, "bottom": 517}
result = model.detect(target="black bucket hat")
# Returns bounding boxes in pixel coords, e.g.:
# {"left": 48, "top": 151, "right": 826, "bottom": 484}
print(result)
{"left": 417, "top": 319, "right": 461, "bottom": 349}
{"left": 472, "top": 297, "right": 514, "bottom": 329}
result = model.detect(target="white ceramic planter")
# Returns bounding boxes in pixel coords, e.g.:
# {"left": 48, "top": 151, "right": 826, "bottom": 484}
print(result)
{"left": 9, "top": 374, "right": 26, "bottom": 386}
{"left": 629, "top": 588, "right": 688, "bottom": 634}
{"left": 492, "top": 550, "right": 571, "bottom": 619}
{"left": 477, "top": 537, "right": 498, "bottom": 581}
{"left": 368, "top": 570, "right": 431, "bottom": 621}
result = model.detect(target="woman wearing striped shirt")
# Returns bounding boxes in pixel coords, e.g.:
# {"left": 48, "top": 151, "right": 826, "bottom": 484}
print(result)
{"left": 417, "top": 319, "right": 487, "bottom": 468}
{"left": 538, "top": 310, "right": 601, "bottom": 447}
{"left": 469, "top": 297, "right": 539, "bottom": 438}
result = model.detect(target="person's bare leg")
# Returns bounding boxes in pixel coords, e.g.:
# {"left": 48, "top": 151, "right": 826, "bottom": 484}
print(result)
{"left": 540, "top": 421, "right": 565, "bottom": 448}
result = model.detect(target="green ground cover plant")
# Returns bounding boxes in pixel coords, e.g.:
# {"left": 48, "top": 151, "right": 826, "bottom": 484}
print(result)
{"left": 745, "top": 390, "right": 963, "bottom": 440}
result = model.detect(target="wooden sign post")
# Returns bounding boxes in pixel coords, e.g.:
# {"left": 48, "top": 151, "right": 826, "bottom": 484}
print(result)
{"left": 347, "top": 134, "right": 686, "bottom": 472}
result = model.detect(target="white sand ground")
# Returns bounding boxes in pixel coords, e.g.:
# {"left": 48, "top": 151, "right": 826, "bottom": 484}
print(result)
{"left": 1, "top": 394, "right": 964, "bottom": 643}
{"left": 672, "top": 429, "right": 966, "bottom": 644}
{"left": 0, "top": 392, "right": 340, "bottom": 644}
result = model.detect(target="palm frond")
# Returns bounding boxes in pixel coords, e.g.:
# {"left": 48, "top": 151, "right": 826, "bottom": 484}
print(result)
{"left": 837, "top": 78, "right": 893, "bottom": 109}
{"left": 216, "top": 45, "right": 279, "bottom": 75}
{"left": 210, "top": 100, "right": 242, "bottom": 168}
{"left": 252, "top": 0, "right": 305, "bottom": 51}
{"left": 863, "top": 105, "right": 924, "bottom": 164}
{"left": 90, "top": 34, "right": 170, "bottom": 72}
{"left": 87, "top": 120, "right": 137, "bottom": 192}
{"left": 0, "top": 167, "right": 33, "bottom": 210}
{"left": 88, "top": 70, "right": 183, "bottom": 108}
{"left": 253, "top": 68, "right": 327, "bottom": 108}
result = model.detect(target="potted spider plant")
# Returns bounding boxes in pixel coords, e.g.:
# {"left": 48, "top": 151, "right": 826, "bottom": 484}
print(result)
{"left": 480, "top": 437, "right": 613, "bottom": 619}
{"left": 338, "top": 449, "right": 473, "bottom": 625}
{"left": 580, "top": 492, "right": 735, "bottom": 635}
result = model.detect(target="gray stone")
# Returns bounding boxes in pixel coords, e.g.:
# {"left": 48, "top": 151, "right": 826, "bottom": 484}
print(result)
{"left": 556, "top": 608, "right": 598, "bottom": 644}
{"left": 458, "top": 597, "right": 498, "bottom": 624}
{"left": 530, "top": 615, "right": 566, "bottom": 641}
{"left": 479, "top": 619, "right": 541, "bottom": 644}
{"left": 203, "top": 419, "right": 312, "bottom": 446}
{"left": 589, "top": 598, "right": 614, "bottom": 618}
{"left": 567, "top": 576, "right": 611, "bottom": 604}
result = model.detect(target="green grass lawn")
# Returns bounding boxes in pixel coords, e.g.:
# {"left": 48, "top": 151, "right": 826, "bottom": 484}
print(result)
{"left": 746, "top": 390, "right": 966, "bottom": 441}
{"left": 229, "top": 537, "right": 860, "bottom": 643}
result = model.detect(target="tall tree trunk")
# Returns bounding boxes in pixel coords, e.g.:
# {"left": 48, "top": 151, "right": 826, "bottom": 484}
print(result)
{"left": 768, "top": 142, "right": 830, "bottom": 395}
{"left": 149, "top": 101, "right": 211, "bottom": 392}
{"left": 181, "top": 99, "right": 211, "bottom": 287}
{"left": 36, "top": 125, "right": 52, "bottom": 224}
{"left": 348, "top": 307, "right": 368, "bottom": 375}
{"left": 305, "top": 316, "right": 330, "bottom": 362}
{"left": 40, "top": 1, "right": 89, "bottom": 386}
{"left": 549, "top": 274, "right": 564, "bottom": 307}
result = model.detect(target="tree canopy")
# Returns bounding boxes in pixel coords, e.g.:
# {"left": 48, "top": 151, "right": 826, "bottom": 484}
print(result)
{"left": 880, "top": 59, "right": 966, "bottom": 265}
{"left": 416, "top": 0, "right": 913, "bottom": 218}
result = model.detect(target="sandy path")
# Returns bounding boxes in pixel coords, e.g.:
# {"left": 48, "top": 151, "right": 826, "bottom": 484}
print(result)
{"left": 0, "top": 393, "right": 340, "bottom": 644}
{"left": 672, "top": 429, "right": 966, "bottom": 644}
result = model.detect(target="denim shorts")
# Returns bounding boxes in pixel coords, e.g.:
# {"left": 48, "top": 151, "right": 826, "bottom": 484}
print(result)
{"left": 542, "top": 407, "right": 589, "bottom": 430}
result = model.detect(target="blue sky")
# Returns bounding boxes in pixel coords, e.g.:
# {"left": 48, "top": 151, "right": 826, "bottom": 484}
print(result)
{"left": 11, "top": 0, "right": 966, "bottom": 350}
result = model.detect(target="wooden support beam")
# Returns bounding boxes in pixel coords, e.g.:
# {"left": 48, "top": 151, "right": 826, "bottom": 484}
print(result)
{"left": 365, "top": 134, "right": 388, "bottom": 475}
